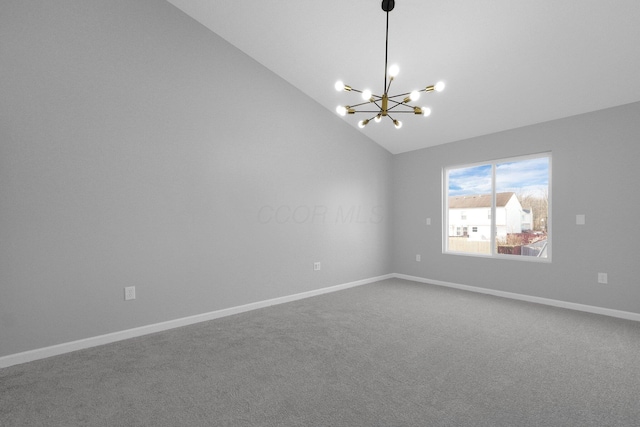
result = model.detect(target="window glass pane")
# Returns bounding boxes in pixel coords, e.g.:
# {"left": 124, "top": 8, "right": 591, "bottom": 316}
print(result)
{"left": 447, "top": 164, "right": 492, "bottom": 254}
{"left": 495, "top": 157, "right": 550, "bottom": 258}
{"left": 444, "top": 154, "right": 551, "bottom": 261}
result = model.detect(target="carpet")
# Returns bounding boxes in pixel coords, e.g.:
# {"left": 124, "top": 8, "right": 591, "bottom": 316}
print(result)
{"left": 2, "top": 278, "right": 640, "bottom": 426}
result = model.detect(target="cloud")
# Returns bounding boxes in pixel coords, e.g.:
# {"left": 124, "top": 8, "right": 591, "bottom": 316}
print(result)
{"left": 448, "top": 164, "right": 492, "bottom": 196}
{"left": 448, "top": 157, "right": 549, "bottom": 197}
{"left": 496, "top": 158, "right": 549, "bottom": 195}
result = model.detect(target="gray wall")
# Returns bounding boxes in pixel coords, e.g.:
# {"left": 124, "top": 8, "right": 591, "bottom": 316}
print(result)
{"left": 392, "top": 101, "right": 640, "bottom": 313}
{"left": 2, "top": 0, "right": 639, "bottom": 360}
{"left": 0, "top": 0, "right": 393, "bottom": 357}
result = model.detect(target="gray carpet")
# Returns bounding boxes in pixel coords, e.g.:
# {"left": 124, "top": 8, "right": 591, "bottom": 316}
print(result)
{"left": 2, "top": 278, "right": 640, "bottom": 426}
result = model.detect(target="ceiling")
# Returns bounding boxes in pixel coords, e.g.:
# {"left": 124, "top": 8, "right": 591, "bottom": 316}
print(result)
{"left": 166, "top": 0, "right": 640, "bottom": 154}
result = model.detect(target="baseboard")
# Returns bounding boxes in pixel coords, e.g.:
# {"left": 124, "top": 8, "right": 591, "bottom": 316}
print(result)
{"left": 394, "top": 273, "right": 640, "bottom": 322}
{"left": 6, "top": 272, "right": 635, "bottom": 369}
{"left": 0, "top": 274, "right": 393, "bottom": 369}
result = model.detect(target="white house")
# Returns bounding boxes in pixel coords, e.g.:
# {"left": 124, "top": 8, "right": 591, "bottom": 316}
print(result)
{"left": 521, "top": 209, "right": 533, "bottom": 231}
{"left": 448, "top": 192, "right": 524, "bottom": 241}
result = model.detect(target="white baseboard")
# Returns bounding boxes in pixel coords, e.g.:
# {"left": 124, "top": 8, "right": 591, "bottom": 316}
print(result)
{"left": 393, "top": 273, "right": 640, "bottom": 322}
{"left": 0, "top": 274, "right": 393, "bottom": 369}
{"left": 4, "top": 272, "right": 636, "bottom": 369}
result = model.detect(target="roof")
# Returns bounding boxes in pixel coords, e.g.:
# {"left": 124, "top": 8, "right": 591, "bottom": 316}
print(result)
{"left": 449, "top": 192, "right": 515, "bottom": 209}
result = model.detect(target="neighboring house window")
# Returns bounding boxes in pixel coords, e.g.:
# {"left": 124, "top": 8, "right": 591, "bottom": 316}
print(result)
{"left": 444, "top": 153, "right": 551, "bottom": 261}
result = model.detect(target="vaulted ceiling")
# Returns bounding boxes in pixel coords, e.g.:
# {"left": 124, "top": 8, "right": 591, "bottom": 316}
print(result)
{"left": 166, "top": 0, "right": 640, "bottom": 154}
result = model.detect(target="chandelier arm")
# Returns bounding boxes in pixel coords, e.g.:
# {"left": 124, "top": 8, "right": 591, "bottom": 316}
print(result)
{"left": 386, "top": 78, "right": 394, "bottom": 95}
{"left": 386, "top": 97, "right": 421, "bottom": 108}
{"left": 386, "top": 99, "right": 414, "bottom": 110}
{"left": 387, "top": 107, "right": 414, "bottom": 113}
{"left": 362, "top": 94, "right": 383, "bottom": 100}
{"left": 387, "top": 92, "right": 414, "bottom": 100}
{"left": 346, "top": 88, "right": 384, "bottom": 100}
{"left": 386, "top": 101, "right": 422, "bottom": 113}
{"left": 386, "top": 85, "right": 436, "bottom": 101}
{"left": 349, "top": 100, "right": 378, "bottom": 109}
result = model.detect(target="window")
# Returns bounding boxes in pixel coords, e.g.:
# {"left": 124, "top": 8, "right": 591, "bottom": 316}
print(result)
{"left": 444, "top": 153, "right": 551, "bottom": 260}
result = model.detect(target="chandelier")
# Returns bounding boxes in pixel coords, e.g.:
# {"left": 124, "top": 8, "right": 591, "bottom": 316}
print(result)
{"left": 334, "top": 0, "right": 445, "bottom": 129}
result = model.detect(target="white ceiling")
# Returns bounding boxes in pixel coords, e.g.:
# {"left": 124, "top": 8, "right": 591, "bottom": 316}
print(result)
{"left": 166, "top": 0, "right": 640, "bottom": 154}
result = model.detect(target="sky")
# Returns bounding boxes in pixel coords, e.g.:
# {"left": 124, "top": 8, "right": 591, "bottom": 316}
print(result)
{"left": 448, "top": 157, "right": 549, "bottom": 197}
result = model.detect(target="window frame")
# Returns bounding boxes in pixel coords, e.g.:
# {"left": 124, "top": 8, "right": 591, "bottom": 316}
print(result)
{"left": 442, "top": 152, "right": 552, "bottom": 262}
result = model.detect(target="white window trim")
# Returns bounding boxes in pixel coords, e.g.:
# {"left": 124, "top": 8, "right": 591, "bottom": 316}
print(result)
{"left": 442, "top": 152, "right": 552, "bottom": 262}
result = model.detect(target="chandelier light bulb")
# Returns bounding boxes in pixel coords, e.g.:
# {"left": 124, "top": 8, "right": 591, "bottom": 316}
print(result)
{"left": 435, "top": 81, "right": 445, "bottom": 92}
{"left": 374, "top": 114, "right": 382, "bottom": 123}
{"left": 361, "top": 89, "right": 372, "bottom": 100}
{"left": 410, "top": 90, "right": 420, "bottom": 102}
{"left": 336, "top": 105, "right": 347, "bottom": 116}
{"left": 422, "top": 107, "right": 432, "bottom": 117}
{"left": 388, "top": 64, "right": 400, "bottom": 78}
{"left": 394, "top": 120, "right": 403, "bottom": 129}
{"left": 334, "top": 80, "right": 345, "bottom": 91}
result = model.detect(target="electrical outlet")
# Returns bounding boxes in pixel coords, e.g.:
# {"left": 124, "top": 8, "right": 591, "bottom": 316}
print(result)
{"left": 124, "top": 286, "right": 136, "bottom": 301}
{"left": 426, "top": 218, "right": 431, "bottom": 226}
{"left": 416, "top": 254, "right": 421, "bottom": 262}
{"left": 314, "top": 262, "right": 321, "bottom": 271}
{"left": 597, "top": 273, "right": 608, "bottom": 284}
{"left": 576, "top": 214, "right": 586, "bottom": 225}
